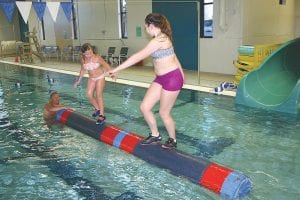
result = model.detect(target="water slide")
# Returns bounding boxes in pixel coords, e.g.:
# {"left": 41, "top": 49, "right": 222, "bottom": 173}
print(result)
{"left": 236, "top": 38, "right": 300, "bottom": 115}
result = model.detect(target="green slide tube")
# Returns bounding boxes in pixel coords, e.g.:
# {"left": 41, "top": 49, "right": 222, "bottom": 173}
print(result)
{"left": 236, "top": 38, "right": 300, "bottom": 115}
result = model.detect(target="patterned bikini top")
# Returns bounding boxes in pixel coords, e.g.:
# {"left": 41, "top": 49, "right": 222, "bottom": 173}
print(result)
{"left": 151, "top": 47, "right": 174, "bottom": 60}
{"left": 83, "top": 61, "right": 100, "bottom": 71}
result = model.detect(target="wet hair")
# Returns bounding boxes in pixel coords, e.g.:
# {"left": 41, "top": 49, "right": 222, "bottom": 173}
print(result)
{"left": 81, "top": 43, "right": 95, "bottom": 53}
{"left": 50, "top": 91, "right": 58, "bottom": 99}
{"left": 145, "top": 13, "right": 173, "bottom": 42}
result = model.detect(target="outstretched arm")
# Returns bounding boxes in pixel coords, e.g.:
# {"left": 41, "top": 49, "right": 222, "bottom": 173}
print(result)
{"left": 110, "top": 39, "right": 160, "bottom": 74}
{"left": 97, "top": 55, "right": 116, "bottom": 80}
{"left": 50, "top": 105, "right": 70, "bottom": 112}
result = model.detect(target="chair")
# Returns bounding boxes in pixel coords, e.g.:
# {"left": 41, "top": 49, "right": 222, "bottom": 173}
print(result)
{"left": 60, "top": 45, "right": 73, "bottom": 61}
{"left": 50, "top": 46, "right": 60, "bottom": 61}
{"left": 102, "top": 47, "right": 116, "bottom": 64}
{"left": 41, "top": 45, "right": 50, "bottom": 60}
{"left": 92, "top": 45, "right": 98, "bottom": 54}
{"left": 41, "top": 45, "right": 60, "bottom": 61}
{"left": 72, "top": 46, "right": 82, "bottom": 62}
{"left": 113, "top": 47, "right": 129, "bottom": 65}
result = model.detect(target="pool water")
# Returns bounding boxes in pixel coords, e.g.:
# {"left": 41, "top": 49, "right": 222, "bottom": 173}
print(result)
{"left": 0, "top": 63, "right": 299, "bottom": 200}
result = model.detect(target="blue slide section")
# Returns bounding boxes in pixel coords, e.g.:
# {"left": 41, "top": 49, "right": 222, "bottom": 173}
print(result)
{"left": 236, "top": 38, "right": 300, "bottom": 115}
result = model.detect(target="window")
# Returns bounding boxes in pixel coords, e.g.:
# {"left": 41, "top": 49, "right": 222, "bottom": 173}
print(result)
{"left": 71, "top": 0, "right": 78, "bottom": 40}
{"left": 200, "top": 0, "right": 213, "bottom": 38}
{"left": 39, "top": 0, "right": 77, "bottom": 40}
{"left": 119, "top": 0, "right": 128, "bottom": 39}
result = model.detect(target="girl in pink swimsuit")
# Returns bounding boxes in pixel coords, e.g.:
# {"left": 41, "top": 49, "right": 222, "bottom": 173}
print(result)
{"left": 74, "top": 43, "right": 114, "bottom": 125}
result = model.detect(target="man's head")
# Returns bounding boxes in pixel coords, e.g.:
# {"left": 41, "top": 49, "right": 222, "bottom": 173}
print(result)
{"left": 50, "top": 91, "right": 60, "bottom": 105}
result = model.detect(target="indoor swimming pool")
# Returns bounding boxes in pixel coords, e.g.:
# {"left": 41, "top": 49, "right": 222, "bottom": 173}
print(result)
{"left": 0, "top": 62, "right": 299, "bottom": 200}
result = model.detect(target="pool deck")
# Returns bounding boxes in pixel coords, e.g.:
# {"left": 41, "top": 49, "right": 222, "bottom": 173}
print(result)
{"left": 0, "top": 57, "right": 236, "bottom": 97}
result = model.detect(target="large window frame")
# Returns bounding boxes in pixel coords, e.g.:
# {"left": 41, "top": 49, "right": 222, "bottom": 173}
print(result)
{"left": 119, "top": 0, "right": 128, "bottom": 39}
{"left": 200, "top": 0, "right": 213, "bottom": 38}
{"left": 39, "top": 0, "right": 77, "bottom": 40}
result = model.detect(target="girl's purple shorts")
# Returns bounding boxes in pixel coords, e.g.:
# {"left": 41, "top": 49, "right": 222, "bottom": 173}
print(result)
{"left": 153, "top": 68, "right": 184, "bottom": 91}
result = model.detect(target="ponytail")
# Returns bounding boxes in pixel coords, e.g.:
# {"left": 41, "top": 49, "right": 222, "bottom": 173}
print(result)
{"left": 145, "top": 13, "right": 173, "bottom": 42}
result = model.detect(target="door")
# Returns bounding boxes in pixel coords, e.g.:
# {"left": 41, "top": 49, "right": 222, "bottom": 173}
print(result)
{"left": 153, "top": 1, "right": 199, "bottom": 70}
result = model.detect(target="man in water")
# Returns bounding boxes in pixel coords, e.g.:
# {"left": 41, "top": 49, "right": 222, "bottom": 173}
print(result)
{"left": 43, "top": 91, "right": 73, "bottom": 129}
